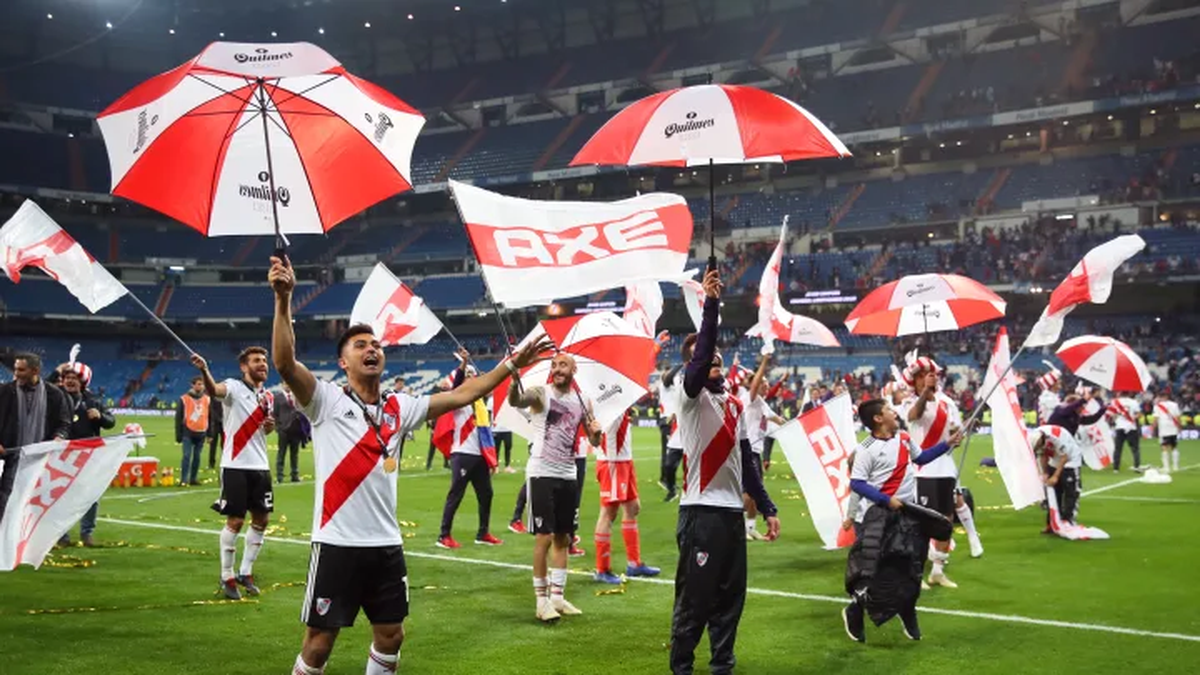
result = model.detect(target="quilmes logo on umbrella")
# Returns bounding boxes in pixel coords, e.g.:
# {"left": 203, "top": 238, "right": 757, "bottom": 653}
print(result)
{"left": 905, "top": 281, "right": 937, "bottom": 298}
{"left": 132, "top": 110, "right": 160, "bottom": 154}
{"left": 234, "top": 47, "right": 294, "bottom": 64}
{"left": 596, "top": 382, "right": 624, "bottom": 403}
{"left": 365, "top": 112, "right": 394, "bottom": 143}
{"left": 664, "top": 111, "right": 715, "bottom": 139}
{"left": 239, "top": 171, "right": 292, "bottom": 207}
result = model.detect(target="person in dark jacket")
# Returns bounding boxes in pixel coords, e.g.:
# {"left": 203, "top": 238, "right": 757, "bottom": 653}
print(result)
{"left": 55, "top": 363, "right": 116, "bottom": 546}
{"left": 0, "top": 352, "right": 71, "bottom": 525}
{"left": 1047, "top": 391, "right": 1107, "bottom": 435}
{"left": 273, "top": 382, "right": 309, "bottom": 483}
{"left": 207, "top": 398, "right": 224, "bottom": 470}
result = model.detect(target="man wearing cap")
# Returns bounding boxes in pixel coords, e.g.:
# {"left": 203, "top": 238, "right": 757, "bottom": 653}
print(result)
{"left": 55, "top": 361, "right": 115, "bottom": 546}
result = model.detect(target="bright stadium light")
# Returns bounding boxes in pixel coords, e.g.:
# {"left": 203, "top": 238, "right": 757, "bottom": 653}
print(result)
{"left": 169, "top": 28, "right": 175, "bottom": 34}
{"left": 407, "top": 13, "right": 414, "bottom": 19}
{"left": 318, "top": 27, "right": 325, "bottom": 34}
{"left": 454, "top": 5, "right": 462, "bottom": 10}
{"left": 47, "top": 13, "right": 53, "bottom": 19}
{"left": 169, "top": 265, "right": 186, "bottom": 272}
{"left": 271, "top": 31, "right": 278, "bottom": 37}
{"left": 364, "top": 21, "right": 372, "bottom": 28}
{"left": 219, "top": 32, "right": 225, "bottom": 37}
{"left": 106, "top": 21, "right": 113, "bottom": 29}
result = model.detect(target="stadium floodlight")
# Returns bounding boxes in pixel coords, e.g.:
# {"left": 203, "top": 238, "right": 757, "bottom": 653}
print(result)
{"left": 47, "top": 13, "right": 53, "bottom": 19}
{"left": 271, "top": 31, "right": 278, "bottom": 36}
{"left": 364, "top": 21, "right": 371, "bottom": 28}
{"left": 407, "top": 13, "right": 414, "bottom": 19}
{"left": 219, "top": 32, "right": 225, "bottom": 37}
{"left": 106, "top": 21, "right": 113, "bottom": 29}
{"left": 318, "top": 27, "right": 325, "bottom": 34}
{"left": 454, "top": 5, "right": 461, "bottom": 10}
{"left": 169, "top": 28, "right": 175, "bottom": 35}
{"left": 168, "top": 265, "right": 186, "bottom": 272}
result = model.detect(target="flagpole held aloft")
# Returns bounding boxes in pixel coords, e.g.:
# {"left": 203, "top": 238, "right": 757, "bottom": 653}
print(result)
{"left": 126, "top": 292, "right": 196, "bottom": 357}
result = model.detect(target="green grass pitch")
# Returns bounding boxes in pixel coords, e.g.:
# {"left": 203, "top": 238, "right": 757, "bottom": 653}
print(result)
{"left": 2, "top": 415, "right": 1198, "bottom": 674}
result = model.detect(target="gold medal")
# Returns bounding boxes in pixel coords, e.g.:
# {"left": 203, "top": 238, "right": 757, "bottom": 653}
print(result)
{"left": 383, "top": 457, "right": 398, "bottom": 473}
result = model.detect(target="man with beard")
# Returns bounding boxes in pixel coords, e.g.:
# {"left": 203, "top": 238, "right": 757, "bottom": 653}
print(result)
{"left": 191, "top": 347, "right": 277, "bottom": 600}
{"left": 0, "top": 353, "right": 70, "bottom": 524}
{"left": 55, "top": 362, "right": 115, "bottom": 546}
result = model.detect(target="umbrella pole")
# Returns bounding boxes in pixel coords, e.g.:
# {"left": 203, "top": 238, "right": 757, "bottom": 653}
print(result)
{"left": 257, "top": 80, "right": 286, "bottom": 260}
{"left": 127, "top": 292, "right": 195, "bottom": 356}
{"left": 708, "top": 158, "right": 717, "bottom": 271}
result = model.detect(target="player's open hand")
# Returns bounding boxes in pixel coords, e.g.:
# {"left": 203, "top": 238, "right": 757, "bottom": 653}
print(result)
{"left": 511, "top": 336, "right": 556, "bottom": 370}
{"left": 269, "top": 256, "right": 295, "bottom": 296}
{"left": 763, "top": 515, "right": 781, "bottom": 541}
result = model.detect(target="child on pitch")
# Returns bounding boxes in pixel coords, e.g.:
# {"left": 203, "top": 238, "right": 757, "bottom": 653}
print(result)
{"left": 591, "top": 409, "right": 662, "bottom": 583}
{"left": 1153, "top": 391, "right": 1183, "bottom": 472}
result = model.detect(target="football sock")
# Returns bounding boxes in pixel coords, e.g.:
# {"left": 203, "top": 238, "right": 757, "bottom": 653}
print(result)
{"left": 549, "top": 567, "right": 568, "bottom": 600}
{"left": 929, "top": 547, "right": 949, "bottom": 577}
{"left": 745, "top": 518, "right": 757, "bottom": 535}
{"left": 1163, "top": 451, "right": 1170, "bottom": 471}
{"left": 1172, "top": 449, "right": 1180, "bottom": 471}
{"left": 533, "top": 576, "right": 548, "bottom": 602}
{"left": 219, "top": 526, "right": 238, "bottom": 581}
{"left": 292, "top": 655, "right": 323, "bottom": 674}
{"left": 621, "top": 519, "right": 641, "bottom": 566}
{"left": 955, "top": 503, "right": 980, "bottom": 542}
{"left": 365, "top": 644, "right": 398, "bottom": 675}
{"left": 594, "top": 531, "right": 611, "bottom": 572}
{"left": 239, "top": 525, "right": 265, "bottom": 577}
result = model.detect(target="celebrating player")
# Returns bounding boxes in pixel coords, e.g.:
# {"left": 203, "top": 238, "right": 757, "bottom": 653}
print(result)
{"left": 191, "top": 347, "right": 276, "bottom": 601}
{"left": 670, "top": 268, "right": 780, "bottom": 675}
{"left": 270, "top": 256, "right": 551, "bottom": 674}
{"left": 592, "top": 409, "right": 661, "bottom": 584}
{"left": 1154, "top": 391, "right": 1182, "bottom": 472}
{"left": 738, "top": 354, "right": 786, "bottom": 541}
{"left": 507, "top": 352, "right": 602, "bottom": 622}
{"left": 1032, "top": 425, "right": 1084, "bottom": 528}
{"left": 1107, "top": 392, "right": 1143, "bottom": 472}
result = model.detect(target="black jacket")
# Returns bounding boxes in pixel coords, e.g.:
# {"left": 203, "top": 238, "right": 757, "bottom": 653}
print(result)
{"left": 62, "top": 388, "right": 117, "bottom": 440}
{"left": 0, "top": 379, "right": 71, "bottom": 452}
{"left": 273, "top": 392, "right": 309, "bottom": 443}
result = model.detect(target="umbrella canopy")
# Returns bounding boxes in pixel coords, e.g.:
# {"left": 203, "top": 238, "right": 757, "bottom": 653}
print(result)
{"left": 569, "top": 84, "right": 850, "bottom": 167}
{"left": 97, "top": 41, "right": 424, "bottom": 237}
{"left": 1056, "top": 335, "right": 1152, "bottom": 392}
{"left": 845, "top": 273, "right": 1006, "bottom": 336}
{"left": 492, "top": 312, "right": 654, "bottom": 438}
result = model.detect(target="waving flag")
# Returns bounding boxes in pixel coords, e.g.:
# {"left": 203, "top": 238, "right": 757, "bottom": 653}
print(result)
{"left": 1076, "top": 400, "right": 1115, "bottom": 471}
{"left": 1, "top": 200, "right": 129, "bottom": 313}
{"left": 452, "top": 180, "right": 693, "bottom": 308}
{"left": 623, "top": 280, "right": 664, "bottom": 339}
{"left": 746, "top": 302, "right": 840, "bottom": 348}
{"left": 1025, "top": 235, "right": 1145, "bottom": 347}
{"left": 349, "top": 263, "right": 443, "bottom": 347}
{"left": 756, "top": 219, "right": 788, "bottom": 354}
{"left": 774, "top": 393, "right": 857, "bottom": 549}
{"left": 982, "top": 328, "right": 1046, "bottom": 510}
{"left": 0, "top": 434, "right": 141, "bottom": 570}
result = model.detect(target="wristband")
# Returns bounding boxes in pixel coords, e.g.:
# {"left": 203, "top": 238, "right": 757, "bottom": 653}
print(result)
{"left": 505, "top": 361, "right": 519, "bottom": 377}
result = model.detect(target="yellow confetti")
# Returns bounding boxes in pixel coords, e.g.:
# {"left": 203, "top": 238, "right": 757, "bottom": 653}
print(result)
{"left": 278, "top": 514, "right": 288, "bottom": 524}
{"left": 595, "top": 582, "right": 627, "bottom": 596}
{"left": 19, "top": 598, "right": 259, "bottom": 616}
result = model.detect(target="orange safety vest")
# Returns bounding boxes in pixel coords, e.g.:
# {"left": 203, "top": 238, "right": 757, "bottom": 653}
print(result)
{"left": 181, "top": 394, "right": 210, "bottom": 433}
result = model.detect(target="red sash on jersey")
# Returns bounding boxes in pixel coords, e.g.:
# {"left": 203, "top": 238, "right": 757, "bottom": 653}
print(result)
{"left": 230, "top": 405, "right": 268, "bottom": 459}
{"left": 1110, "top": 399, "right": 1137, "bottom": 425}
{"left": 880, "top": 433, "right": 911, "bottom": 497}
{"left": 321, "top": 395, "right": 401, "bottom": 527}
{"left": 920, "top": 400, "right": 949, "bottom": 450}
{"left": 1156, "top": 403, "right": 1180, "bottom": 428}
{"left": 699, "top": 395, "right": 742, "bottom": 492}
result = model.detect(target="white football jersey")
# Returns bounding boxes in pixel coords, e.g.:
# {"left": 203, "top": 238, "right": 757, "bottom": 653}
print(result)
{"left": 303, "top": 380, "right": 429, "bottom": 547}
{"left": 737, "top": 389, "right": 772, "bottom": 454}
{"left": 1156, "top": 401, "right": 1182, "bottom": 438}
{"left": 850, "top": 431, "right": 922, "bottom": 521}
{"left": 1037, "top": 425, "right": 1083, "bottom": 469}
{"left": 596, "top": 413, "right": 633, "bottom": 462}
{"left": 449, "top": 405, "right": 482, "bottom": 456}
{"left": 1037, "top": 390, "right": 1061, "bottom": 426}
{"left": 527, "top": 386, "right": 590, "bottom": 480}
{"left": 905, "top": 392, "right": 962, "bottom": 479}
{"left": 1108, "top": 397, "right": 1141, "bottom": 432}
{"left": 679, "top": 387, "right": 747, "bottom": 511}
{"left": 220, "top": 378, "right": 275, "bottom": 471}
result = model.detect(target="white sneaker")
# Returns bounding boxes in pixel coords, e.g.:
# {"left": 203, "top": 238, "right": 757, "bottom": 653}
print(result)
{"left": 536, "top": 601, "right": 561, "bottom": 623}
{"left": 928, "top": 572, "right": 958, "bottom": 589}
{"left": 552, "top": 597, "right": 583, "bottom": 616}
{"left": 746, "top": 528, "right": 765, "bottom": 541}
{"left": 921, "top": 579, "right": 931, "bottom": 591}
{"left": 968, "top": 536, "right": 984, "bottom": 559}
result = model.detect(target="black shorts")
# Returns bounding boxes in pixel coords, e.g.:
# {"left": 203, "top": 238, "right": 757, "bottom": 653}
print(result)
{"left": 1162, "top": 435, "right": 1178, "bottom": 447}
{"left": 212, "top": 468, "right": 274, "bottom": 517}
{"left": 917, "top": 477, "right": 957, "bottom": 518}
{"left": 302, "top": 542, "right": 409, "bottom": 629}
{"left": 528, "top": 476, "right": 577, "bottom": 535}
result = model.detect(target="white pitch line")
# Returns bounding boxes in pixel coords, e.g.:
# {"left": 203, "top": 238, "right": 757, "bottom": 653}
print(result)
{"left": 104, "top": 469, "right": 456, "bottom": 502}
{"left": 96, "top": 517, "right": 1200, "bottom": 644}
{"left": 1080, "top": 463, "right": 1198, "bottom": 497}
{"left": 1089, "top": 495, "right": 1200, "bottom": 504}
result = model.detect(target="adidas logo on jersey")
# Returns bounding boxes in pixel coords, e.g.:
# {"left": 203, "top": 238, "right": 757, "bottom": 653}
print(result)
{"left": 343, "top": 410, "right": 357, "bottom": 420}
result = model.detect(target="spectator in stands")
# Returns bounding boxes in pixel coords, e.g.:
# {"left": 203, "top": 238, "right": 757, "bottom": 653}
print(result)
{"left": 55, "top": 362, "right": 115, "bottom": 547}
{"left": 0, "top": 353, "right": 71, "bottom": 525}
{"left": 176, "top": 375, "right": 211, "bottom": 487}
{"left": 274, "top": 383, "right": 310, "bottom": 483}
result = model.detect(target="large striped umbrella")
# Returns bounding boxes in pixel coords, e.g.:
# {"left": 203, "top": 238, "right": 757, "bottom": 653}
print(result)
{"left": 1056, "top": 335, "right": 1151, "bottom": 392}
{"left": 845, "top": 273, "right": 1006, "bottom": 336}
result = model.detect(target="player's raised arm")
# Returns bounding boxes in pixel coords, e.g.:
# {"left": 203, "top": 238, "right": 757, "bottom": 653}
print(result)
{"left": 269, "top": 256, "right": 317, "bottom": 407}
{"left": 190, "top": 353, "right": 227, "bottom": 399}
{"left": 428, "top": 336, "right": 555, "bottom": 420}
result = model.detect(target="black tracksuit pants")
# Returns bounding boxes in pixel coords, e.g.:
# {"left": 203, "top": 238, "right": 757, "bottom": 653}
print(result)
{"left": 494, "top": 431, "right": 513, "bottom": 467}
{"left": 663, "top": 448, "right": 684, "bottom": 493}
{"left": 670, "top": 505, "right": 747, "bottom": 675}
{"left": 659, "top": 424, "right": 672, "bottom": 482}
{"left": 440, "top": 453, "right": 493, "bottom": 539}
{"left": 1113, "top": 429, "right": 1141, "bottom": 470}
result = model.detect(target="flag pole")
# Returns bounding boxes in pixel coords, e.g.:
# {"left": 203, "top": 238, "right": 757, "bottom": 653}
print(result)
{"left": 955, "top": 342, "right": 1028, "bottom": 475}
{"left": 126, "top": 292, "right": 195, "bottom": 356}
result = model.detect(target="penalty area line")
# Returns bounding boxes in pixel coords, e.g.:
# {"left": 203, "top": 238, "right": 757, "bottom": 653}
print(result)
{"left": 1080, "top": 463, "right": 1199, "bottom": 497}
{"left": 96, "top": 517, "right": 1200, "bottom": 644}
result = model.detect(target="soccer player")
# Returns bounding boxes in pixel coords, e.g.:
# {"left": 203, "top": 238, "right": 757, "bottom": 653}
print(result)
{"left": 671, "top": 269, "right": 780, "bottom": 675}
{"left": 507, "top": 352, "right": 602, "bottom": 622}
{"left": 660, "top": 363, "right": 685, "bottom": 502}
{"left": 1032, "top": 425, "right": 1084, "bottom": 526}
{"left": 1036, "top": 364, "right": 1063, "bottom": 425}
{"left": 436, "top": 352, "right": 503, "bottom": 549}
{"left": 1107, "top": 392, "right": 1142, "bottom": 472}
{"left": 739, "top": 354, "right": 786, "bottom": 541}
{"left": 904, "top": 356, "right": 981, "bottom": 589}
{"left": 191, "top": 347, "right": 277, "bottom": 601}
{"left": 269, "top": 256, "right": 550, "bottom": 675}
{"left": 592, "top": 410, "right": 661, "bottom": 584}
{"left": 1154, "top": 391, "right": 1182, "bottom": 472}
{"left": 843, "top": 399, "right": 964, "bottom": 643}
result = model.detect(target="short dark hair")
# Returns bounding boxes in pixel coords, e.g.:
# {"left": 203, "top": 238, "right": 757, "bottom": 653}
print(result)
{"left": 681, "top": 334, "right": 698, "bottom": 361}
{"left": 858, "top": 398, "right": 887, "bottom": 433}
{"left": 191, "top": 375, "right": 203, "bottom": 385}
{"left": 238, "top": 346, "right": 268, "bottom": 364}
{"left": 337, "top": 324, "right": 376, "bottom": 357}
{"left": 14, "top": 352, "right": 41, "bottom": 372}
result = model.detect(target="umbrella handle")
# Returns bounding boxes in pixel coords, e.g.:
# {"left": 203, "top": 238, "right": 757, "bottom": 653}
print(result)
{"left": 707, "top": 255, "right": 717, "bottom": 273}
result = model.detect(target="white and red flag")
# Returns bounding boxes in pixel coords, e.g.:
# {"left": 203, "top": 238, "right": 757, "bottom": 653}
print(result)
{"left": 746, "top": 303, "right": 840, "bottom": 349}
{"left": 623, "top": 280, "right": 664, "bottom": 339}
{"left": 1025, "top": 235, "right": 1145, "bottom": 347}
{"left": 349, "top": 263, "right": 444, "bottom": 347}
{"left": 0, "top": 434, "right": 141, "bottom": 570}
{"left": 1077, "top": 398, "right": 1115, "bottom": 471}
{"left": 755, "top": 220, "right": 788, "bottom": 354}
{"left": 451, "top": 180, "right": 693, "bottom": 308}
{"left": 678, "top": 277, "right": 718, "bottom": 333}
{"left": 1046, "top": 487, "right": 1110, "bottom": 541}
{"left": 773, "top": 393, "right": 858, "bottom": 550}
{"left": 1, "top": 200, "right": 129, "bottom": 313}
{"left": 981, "top": 328, "right": 1047, "bottom": 510}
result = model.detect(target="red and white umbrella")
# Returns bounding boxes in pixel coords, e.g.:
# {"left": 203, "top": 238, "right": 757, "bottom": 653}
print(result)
{"left": 492, "top": 311, "right": 654, "bottom": 439}
{"left": 97, "top": 42, "right": 424, "bottom": 238}
{"left": 845, "top": 273, "right": 1006, "bottom": 336}
{"left": 1056, "top": 335, "right": 1152, "bottom": 392}
{"left": 569, "top": 84, "right": 850, "bottom": 167}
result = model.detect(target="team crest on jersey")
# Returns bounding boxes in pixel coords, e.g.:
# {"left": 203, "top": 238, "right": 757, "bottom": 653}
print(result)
{"left": 695, "top": 551, "right": 709, "bottom": 567}
{"left": 315, "top": 598, "right": 331, "bottom": 616}
{"left": 384, "top": 412, "right": 397, "bottom": 427}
